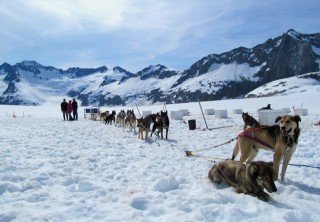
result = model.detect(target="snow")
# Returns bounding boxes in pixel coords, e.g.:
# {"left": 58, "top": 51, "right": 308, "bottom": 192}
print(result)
{"left": 1, "top": 94, "right": 320, "bottom": 221}
{"left": 312, "top": 46, "right": 320, "bottom": 68}
{"left": 0, "top": 75, "right": 8, "bottom": 95}
{"left": 175, "top": 62, "right": 261, "bottom": 93}
{"left": 245, "top": 72, "right": 320, "bottom": 98}
{"left": 275, "top": 39, "right": 282, "bottom": 47}
{"left": 312, "top": 46, "right": 320, "bottom": 56}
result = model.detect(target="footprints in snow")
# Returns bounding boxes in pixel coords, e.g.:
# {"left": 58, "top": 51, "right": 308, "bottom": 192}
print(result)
{"left": 154, "top": 176, "right": 180, "bottom": 193}
{"left": 130, "top": 197, "right": 149, "bottom": 211}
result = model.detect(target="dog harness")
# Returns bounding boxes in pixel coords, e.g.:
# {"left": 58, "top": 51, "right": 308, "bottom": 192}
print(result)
{"left": 216, "top": 162, "right": 238, "bottom": 187}
{"left": 238, "top": 126, "right": 274, "bottom": 150}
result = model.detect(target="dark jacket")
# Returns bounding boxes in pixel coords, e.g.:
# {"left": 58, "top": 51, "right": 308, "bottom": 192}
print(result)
{"left": 61, "top": 101, "right": 68, "bottom": 111}
{"left": 72, "top": 100, "right": 78, "bottom": 110}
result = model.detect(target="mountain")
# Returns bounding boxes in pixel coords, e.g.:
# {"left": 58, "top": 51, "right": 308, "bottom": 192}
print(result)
{"left": 0, "top": 61, "right": 109, "bottom": 105}
{"left": 245, "top": 71, "right": 320, "bottom": 98}
{"left": 0, "top": 29, "right": 319, "bottom": 106}
{"left": 67, "top": 64, "right": 181, "bottom": 106}
{"left": 164, "top": 29, "right": 320, "bottom": 102}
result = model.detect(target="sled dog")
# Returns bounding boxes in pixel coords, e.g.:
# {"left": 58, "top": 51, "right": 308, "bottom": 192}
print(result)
{"left": 116, "top": 110, "right": 126, "bottom": 127}
{"left": 242, "top": 112, "right": 260, "bottom": 129}
{"left": 105, "top": 111, "right": 116, "bottom": 125}
{"left": 232, "top": 115, "right": 301, "bottom": 181}
{"left": 208, "top": 160, "right": 277, "bottom": 201}
{"left": 137, "top": 117, "right": 151, "bottom": 140}
{"left": 124, "top": 110, "right": 136, "bottom": 132}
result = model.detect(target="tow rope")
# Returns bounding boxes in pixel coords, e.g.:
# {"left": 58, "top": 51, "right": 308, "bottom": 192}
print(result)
{"left": 187, "top": 151, "right": 320, "bottom": 169}
{"left": 185, "top": 137, "right": 238, "bottom": 157}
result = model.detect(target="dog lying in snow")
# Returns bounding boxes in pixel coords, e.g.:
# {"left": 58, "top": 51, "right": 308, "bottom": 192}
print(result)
{"left": 208, "top": 159, "right": 277, "bottom": 201}
{"left": 259, "top": 104, "right": 272, "bottom": 110}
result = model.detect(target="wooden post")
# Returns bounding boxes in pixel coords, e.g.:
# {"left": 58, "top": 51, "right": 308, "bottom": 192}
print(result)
{"left": 136, "top": 105, "right": 142, "bottom": 118}
{"left": 163, "top": 102, "right": 167, "bottom": 111}
{"left": 198, "top": 100, "right": 209, "bottom": 129}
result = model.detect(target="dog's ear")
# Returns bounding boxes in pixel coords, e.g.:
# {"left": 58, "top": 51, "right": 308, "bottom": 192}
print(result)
{"left": 249, "top": 164, "right": 258, "bottom": 177}
{"left": 266, "top": 162, "right": 273, "bottom": 167}
{"left": 294, "top": 115, "right": 301, "bottom": 122}
{"left": 275, "top": 116, "right": 282, "bottom": 123}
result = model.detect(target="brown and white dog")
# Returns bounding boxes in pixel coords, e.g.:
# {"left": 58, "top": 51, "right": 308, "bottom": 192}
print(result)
{"left": 100, "top": 111, "right": 109, "bottom": 122}
{"left": 208, "top": 160, "right": 277, "bottom": 201}
{"left": 232, "top": 115, "right": 301, "bottom": 181}
{"left": 137, "top": 117, "right": 151, "bottom": 140}
{"left": 124, "top": 110, "right": 136, "bottom": 132}
{"left": 116, "top": 110, "right": 126, "bottom": 127}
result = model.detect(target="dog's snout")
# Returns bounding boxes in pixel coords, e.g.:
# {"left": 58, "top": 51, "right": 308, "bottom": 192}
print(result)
{"left": 281, "top": 126, "right": 286, "bottom": 130}
{"left": 273, "top": 186, "right": 277, "bottom": 192}
{"left": 271, "top": 183, "right": 277, "bottom": 192}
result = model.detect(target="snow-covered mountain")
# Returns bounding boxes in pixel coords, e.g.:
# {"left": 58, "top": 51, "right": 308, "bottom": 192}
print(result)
{"left": 245, "top": 72, "right": 320, "bottom": 98}
{"left": 0, "top": 62, "right": 181, "bottom": 105}
{"left": 163, "top": 29, "right": 320, "bottom": 102}
{"left": 0, "top": 29, "right": 319, "bottom": 106}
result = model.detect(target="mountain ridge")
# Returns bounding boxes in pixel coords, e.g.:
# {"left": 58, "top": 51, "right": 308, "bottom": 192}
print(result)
{"left": 0, "top": 29, "right": 319, "bottom": 106}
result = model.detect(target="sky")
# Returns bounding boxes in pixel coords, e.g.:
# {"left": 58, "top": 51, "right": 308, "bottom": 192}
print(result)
{"left": 1, "top": 0, "right": 320, "bottom": 72}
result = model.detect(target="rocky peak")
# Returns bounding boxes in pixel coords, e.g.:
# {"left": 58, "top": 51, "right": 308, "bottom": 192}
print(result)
{"left": 113, "top": 66, "right": 134, "bottom": 76}
{"left": 137, "top": 64, "right": 179, "bottom": 80}
{"left": 17, "top": 60, "right": 42, "bottom": 67}
{"left": 64, "top": 66, "right": 108, "bottom": 77}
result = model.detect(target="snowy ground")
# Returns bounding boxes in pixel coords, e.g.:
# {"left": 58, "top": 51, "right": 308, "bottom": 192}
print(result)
{"left": 1, "top": 95, "right": 320, "bottom": 221}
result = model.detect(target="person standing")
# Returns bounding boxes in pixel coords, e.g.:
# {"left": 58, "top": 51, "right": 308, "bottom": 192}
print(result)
{"left": 67, "top": 100, "right": 73, "bottom": 121}
{"left": 61, "top": 98, "right": 68, "bottom": 121}
{"left": 72, "top": 98, "right": 78, "bottom": 120}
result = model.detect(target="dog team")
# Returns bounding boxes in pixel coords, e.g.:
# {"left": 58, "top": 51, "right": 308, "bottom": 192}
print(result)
{"left": 60, "top": 101, "right": 303, "bottom": 201}
{"left": 99, "top": 109, "right": 170, "bottom": 140}
{"left": 98, "top": 104, "right": 301, "bottom": 201}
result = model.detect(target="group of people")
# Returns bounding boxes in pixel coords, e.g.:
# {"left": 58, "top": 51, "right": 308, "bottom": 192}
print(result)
{"left": 60, "top": 98, "right": 78, "bottom": 121}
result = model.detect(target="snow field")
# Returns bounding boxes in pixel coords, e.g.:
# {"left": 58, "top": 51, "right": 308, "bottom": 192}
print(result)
{"left": 1, "top": 95, "right": 320, "bottom": 221}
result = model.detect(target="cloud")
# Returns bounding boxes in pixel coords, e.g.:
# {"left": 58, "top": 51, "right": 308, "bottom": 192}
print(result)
{"left": 0, "top": 0, "right": 319, "bottom": 71}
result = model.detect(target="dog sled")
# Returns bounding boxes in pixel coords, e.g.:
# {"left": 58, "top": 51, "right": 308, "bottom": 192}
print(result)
{"left": 84, "top": 107, "right": 100, "bottom": 120}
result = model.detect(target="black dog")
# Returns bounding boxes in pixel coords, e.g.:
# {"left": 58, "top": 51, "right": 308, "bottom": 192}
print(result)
{"left": 105, "top": 111, "right": 116, "bottom": 125}
{"left": 145, "top": 113, "right": 160, "bottom": 124}
{"left": 259, "top": 104, "right": 272, "bottom": 110}
{"left": 242, "top": 112, "right": 260, "bottom": 129}
{"left": 150, "top": 111, "right": 170, "bottom": 139}
{"left": 150, "top": 115, "right": 163, "bottom": 139}
{"left": 161, "top": 111, "right": 169, "bottom": 139}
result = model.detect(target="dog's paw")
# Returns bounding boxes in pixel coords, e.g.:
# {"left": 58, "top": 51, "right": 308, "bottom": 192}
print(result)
{"left": 257, "top": 192, "right": 271, "bottom": 202}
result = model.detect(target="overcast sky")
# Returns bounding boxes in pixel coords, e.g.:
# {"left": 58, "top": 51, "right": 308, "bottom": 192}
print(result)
{"left": 1, "top": 0, "right": 320, "bottom": 72}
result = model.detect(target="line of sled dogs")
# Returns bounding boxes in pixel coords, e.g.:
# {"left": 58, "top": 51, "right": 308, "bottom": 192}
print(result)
{"left": 208, "top": 112, "right": 301, "bottom": 201}
{"left": 99, "top": 109, "right": 170, "bottom": 140}
{"left": 99, "top": 109, "right": 301, "bottom": 201}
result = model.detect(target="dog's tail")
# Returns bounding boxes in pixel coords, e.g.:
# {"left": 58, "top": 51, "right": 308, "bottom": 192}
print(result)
{"left": 231, "top": 141, "right": 239, "bottom": 160}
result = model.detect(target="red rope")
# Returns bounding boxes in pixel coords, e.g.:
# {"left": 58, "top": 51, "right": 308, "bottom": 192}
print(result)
{"left": 238, "top": 126, "right": 274, "bottom": 150}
